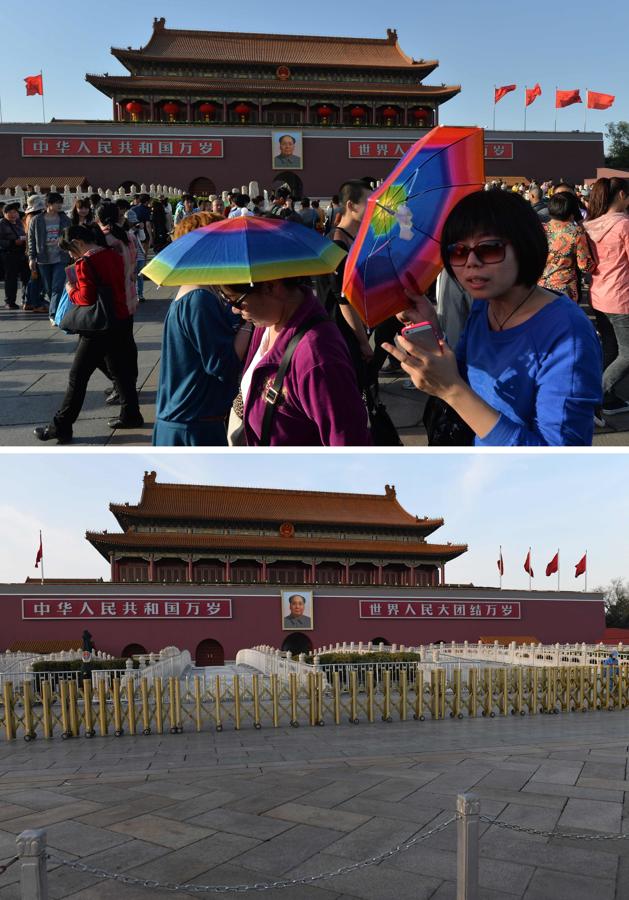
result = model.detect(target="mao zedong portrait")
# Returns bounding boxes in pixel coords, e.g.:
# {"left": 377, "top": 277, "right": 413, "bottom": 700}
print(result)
{"left": 274, "top": 134, "right": 301, "bottom": 168}
{"left": 283, "top": 593, "right": 312, "bottom": 628}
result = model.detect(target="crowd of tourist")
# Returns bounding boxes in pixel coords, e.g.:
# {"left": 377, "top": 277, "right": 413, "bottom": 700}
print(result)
{"left": 0, "top": 174, "right": 627, "bottom": 447}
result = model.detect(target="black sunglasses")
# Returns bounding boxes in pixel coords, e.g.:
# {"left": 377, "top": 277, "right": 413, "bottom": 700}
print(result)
{"left": 216, "top": 285, "right": 254, "bottom": 309}
{"left": 447, "top": 239, "right": 510, "bottom": 267}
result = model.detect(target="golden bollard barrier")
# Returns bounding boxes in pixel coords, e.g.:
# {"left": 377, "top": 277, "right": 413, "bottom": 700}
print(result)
{"left": 400, "top": 669, "right": 408, "bottom": 721}
{"left": 41, "top": 680, "right": 53, "bottom": 739}
{"left": 440, "top": 668, "right": 447, "bottom": 719}
{"left": 59, "top": 680, "right": 72, "bottom": 739}
{"left": 482, "top": 668, "right": 494, "bottom": 718}
{"left": 2, "top": 681, "right": 15, "bottom": 741}
{"left": 213, "top": 674, "right": 223, "bottom": 732}
{"left": 82, "top": 679, "right": 95, "bottom": 738}
{"left": 451, "top": 668, "right": 461, "bottom": 719}
{"left": 68, "top": 681, "right": 80, "bottom": 736}
{"left": 531, "top": 667, "right": 538, "bottom": 715}
{"left": 382, "top": 669, "right": 392, "bottom": 722}
{"left": 617, "top": 664, "right": 624, "bottom": 711}
{"left": 233, "top": 674, "right": 241, "bottom": 731}
{"left": 252, "top": 674, "right": 261, "bottom": 729}
{"left": 167, "top": 677, "right": 177, "bottom": 733}
{"left": 175, "top": 678, "right": 183, "bottom": 732}
{"left": 578, "top": 666, "right": 586, "bottom": 712}
{"left": 97, "top": 677, "right": 108, "bottom": 736}
{"left": 112, "top": 677, "right": 123, "bottom": 736}
{"left": 193, "top": 676, "right": 202, "bottom": 732}
{"left": 154, "top": 677, "right": 164, "bottom": 734}
{"left": 22, "top": 679, "right": 36, "bottom": 741}
{"left": 366, "top": 669, "right": 375, "bottom": 723}
{"left": 501, "top": 668, "right": 509, "bottom": 717}
{"left": 289, "top": 673, "right": 299, "bottom": 727}
{"left": 316, "top": 672, "right": 324, "bottom": 725}
{"left": 270, "top": 674, "right": 279, "bottom": 728}
{"left": 431, "top": 669, "right": 439, "bottom": 720}
{"left": 126, "top": 678, "right": 137, "bottom": 736}
{"left": 332, "top": 671, "right": 341, "bottom": 725}
{"left": 349, "top": 670, "right": 359, "bottom": 724}
{"left": 468, "top": 668, "right": 477, "bottom": 719}
{"left": 307, "top": 673, "right": 316, "bottom": 727}
{"left": 414, "top": 668, "right": 425, "bottom": 721}
{"left": 516, "top": 668, "right": 525, "bottom": 716}
{"left": 140, "top": 678, "right": 151, "bottom": 734}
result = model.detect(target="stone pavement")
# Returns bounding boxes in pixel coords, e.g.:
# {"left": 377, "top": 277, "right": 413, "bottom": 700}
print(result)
{"left": 2, "top": 283, "right": 627, "bottom": 447}
{"left": 1, "top": 710, "right": 629, "bottom": 898}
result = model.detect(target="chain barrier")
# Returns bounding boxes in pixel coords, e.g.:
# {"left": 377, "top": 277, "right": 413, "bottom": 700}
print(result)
{"left": 480, "top": 814, "right": 629, "bottom": 841}
{"left": 0, "top": 855, "right": 19, "bottom": 875}
{"left": 46, "top": 815, "right": 456, "bottom": 894}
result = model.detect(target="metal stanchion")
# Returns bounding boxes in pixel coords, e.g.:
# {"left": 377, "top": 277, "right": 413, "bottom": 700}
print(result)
{"left": 457, "top": 793, "right": 479, "bottom": 900}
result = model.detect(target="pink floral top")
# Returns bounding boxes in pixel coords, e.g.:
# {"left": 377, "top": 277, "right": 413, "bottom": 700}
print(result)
{"left": 539, "top": 220, "right": 596, "bottom": 302}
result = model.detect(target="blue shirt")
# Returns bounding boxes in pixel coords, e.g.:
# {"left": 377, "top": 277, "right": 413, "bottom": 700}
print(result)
{"left": 456, "top": 295, "right": 602, "bottom": 446}
{"left": 155, "top": 289, "right": 242, "bottom": 424}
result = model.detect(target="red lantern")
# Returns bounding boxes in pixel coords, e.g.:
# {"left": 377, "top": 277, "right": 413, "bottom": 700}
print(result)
{"left": 349, "top": 106, "right": 366, "bottom": 125}
{"left": 317, "top": 104, "right": 332, "bottom": 125}
{"left": 125, "top": 101, "right": 143, "bottom": 122}
{"left": 382, "top": 106, "right": 398, "bottom": 125}
{"left": 163, "top": 101, "right": 180, "bottom": 122}
{"left": 198, "top": 102, "right": 217, "bottom": 122}
{"left": 234, "top": 102, "right": 251, "bottom": 122}
{"left": 413, "top": 107, "right": 431, "bottom": 125}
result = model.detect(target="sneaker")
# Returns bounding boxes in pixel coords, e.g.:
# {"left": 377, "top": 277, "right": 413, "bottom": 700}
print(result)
{"left": 602, "top": 397, "right": 629, "bottom": 416}
{"left": 594, "top": 413, "right": 606, "bottom": 428}
{"left": 402, "top": 379, "right": 416, "bottom": 391}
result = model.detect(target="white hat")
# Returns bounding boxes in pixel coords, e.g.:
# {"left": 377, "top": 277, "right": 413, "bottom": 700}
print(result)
{"left": 25, "top": 194, "right": 45, "bottom": 213}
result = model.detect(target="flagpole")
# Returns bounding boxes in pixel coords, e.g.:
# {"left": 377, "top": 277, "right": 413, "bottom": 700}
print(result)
{"left": 499, "top": 545, "right": 502, "bottom": 591}
{"left": 584, "top": 89, "right": 588, "bottom": 132}
{"left": 524, "top": 87, "right": 527, "bottom": 132}
{"left": 528, "top": 547, "right": 532, "bottom": 592}
{"left": 493, "top": 86, "right": 496, "bottom": 131}
{"left": 554, "top": 87, "right": 558, "bottom": 132}
{"left": 39, "top": 530, "right": 44, "bottom": 585}
{"left": 40, "top": 70, "right": 46, "bottom": 123}
{"left": 584, "top": 550, "right": 587, "bottom": 593}
{"left": 557, "top": 549, "right": 560, "bottom": 593}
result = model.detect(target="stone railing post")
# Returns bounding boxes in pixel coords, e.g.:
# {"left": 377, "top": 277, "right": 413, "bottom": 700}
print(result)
{"left": 17, "top": 829, "right": 48, "bottom": 899}
{"left": 456, "top": 794, "right": 479, "bottom": 900}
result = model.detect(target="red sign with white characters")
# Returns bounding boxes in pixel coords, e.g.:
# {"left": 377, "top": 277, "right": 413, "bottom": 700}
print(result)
{"left": 484, "top": 142, "right": 514, "bottom": 160}
{"left": 21, "top": 597, "right": 233, "bottom": 619}
{"left": 348, "top": 141, "right": 514, "bottom": 160}
{"left": 359, "top": 600, "right": 521, "bottom": 619}
{"left": 21, "top": 137, "right": 224, "bottom": 158}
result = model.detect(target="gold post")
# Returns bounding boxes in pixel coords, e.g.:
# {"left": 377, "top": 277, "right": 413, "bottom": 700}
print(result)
{"left": 350, "top": 670, "right": 358, "bottom": 723}
{"left": 68, "top": 681, "right": 80, "bottom": 736}
{"left": 531, "top": 667, "right": 538, "bottom": 715}
{"left": 383, "top": 669, "right": 391, "bottom": 721}
{"left": 127, "top": 678, "right": 137, "bottom": 736}
{"left": 98, "top": 678, "right": 108, "bottom": 735}
{"left": 290, "top": 673, "right": 299, "bottom": 726}
{"left": 308, "top": 673, "right": 316, "bottom": 727}
{"left": 367, "top": 669, "right": 375, "bottom": 722}
{"left": 175, "top": 678, "right": 183, "bottom": 732}
{"left": 23, "top": 680, "right": 34, "bottom": 739}
{"left": 41, "top": 680, "right": 52, "bottom": 738}
{"left": 2, "top": 682, "right": 15, "bottom": 741}
{"left": 271, "top": 674, "right": 279, "bottom": 728}
{"left": 193, "top": 676, "right": 202, "bottom": 732}
{"left": 333, "top": 671, "right": 340, "bottom": 725}
{"left": 501, "top": 668, "right": 508, "bottom": 717}
{"left": 316, "top": 672, "right": 324, "bottom": 724}
{"left": 112, "top": 678, "right": 123, "bottom": 735}
{"left": 252, "top": 674, "right": 261, "bottom": 728}
{"left": 400, "top": 669, "right": 408, "bottom": 721}
{"left": 617, "top": 664, "right": 624, "bottom": 711}
{"left": 59, "top": 680, "right": 71, "bottom": 738}
{"left": 155, "top": 676, "right": 164, "bottom": 734}
{"left": 233, "top": 674, "right": 241, "bottom": 731}
{"left": 516, "top": 668, "right": 523, "bottom": 715}
{"left": 469, "top": 668, "right": 477, "bottom": 718}
{"left": 214, "top": 675, "right": 223, "bottom": 731}
{"left": 140, "top": 678, "right": 151, "bottom": 734}
{"left": 82, "top": 679, "right": 93, "bottom": 737}
{"left": 578, "top": 666, "right": 585, "bottom": 712}
{"left": 484, "top": 668, "right": 493, "bottom": 718}
{"left": 432, "top": 670, "right": 439, "bottom": 720}
{"left": 415, "top": 668, "right": 424, "bottom": 720}
{"left": 452, "top": 669, "right": 461, "bottom": 718}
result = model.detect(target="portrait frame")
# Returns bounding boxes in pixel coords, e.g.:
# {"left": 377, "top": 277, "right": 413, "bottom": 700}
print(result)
{"left": 271, "top": 130, "right": 304, "bottom": 171}
{"left": 281, "top": 589, "right": 314, "bottom": 631}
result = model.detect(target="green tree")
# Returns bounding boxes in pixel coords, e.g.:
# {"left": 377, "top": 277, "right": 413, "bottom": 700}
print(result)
{"left": 600, "top": 577, "right": 629, "bottom": 627}
{"left": 605, "top": 122, "right": 629, "bottom": 169}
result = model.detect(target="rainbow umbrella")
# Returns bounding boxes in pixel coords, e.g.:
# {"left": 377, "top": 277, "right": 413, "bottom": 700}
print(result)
{"left": 142, "top": 215, "right": 346, "bottom": 286}
{"left": 342, "top": 126, "right": 485, "bottom": 326}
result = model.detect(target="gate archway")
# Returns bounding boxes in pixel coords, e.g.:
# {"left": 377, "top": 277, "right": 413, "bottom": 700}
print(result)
{"left": 272, "top": 172, "right": 303, "bottom": 199}
{"left": 121, "top": 643, "right": 147, "bottom": 657}
{"left": 189, "top": 176, "right": 217, "bottom": 196}
{"left": 195, "top": 639, "right": 225, "bottom": 666}
{"left": 281, "top": 633, "right": 313, "bottom": 654}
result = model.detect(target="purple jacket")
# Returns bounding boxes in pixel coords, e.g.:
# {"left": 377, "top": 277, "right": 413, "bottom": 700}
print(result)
{"left": 242, "top": 288, "right": 371, "bottom": 446}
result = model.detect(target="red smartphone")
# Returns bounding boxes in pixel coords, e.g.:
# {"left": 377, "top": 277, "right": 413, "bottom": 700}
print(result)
{"left": 398, "top": 321, "right": 441, "bottom": 352}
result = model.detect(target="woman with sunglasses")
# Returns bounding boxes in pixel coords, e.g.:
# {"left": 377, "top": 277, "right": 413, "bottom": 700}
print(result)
{"left": 383, "top": 190, "right": 602, "bottom": 445}
{"left": 218, "top": 278, "right": 371, "bottom": 446}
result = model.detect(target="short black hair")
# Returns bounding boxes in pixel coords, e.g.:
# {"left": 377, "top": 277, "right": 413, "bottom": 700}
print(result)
{"left": 182, "top": 193, "right": 195, "bottom": 203}
{"left": 139, "top": 193, "right": 151, "bottom": 203}
{"left": 339, "top": 180, "right": 370, "bottom": 207}
{"left": 278, "top": 134, "right": 296, "bottom": 144}
{"left": 46, "top": 192, "right": 63, "bottom": 205}
{"left": 441, "top": 190, "right": 549, "bottom": 287}
{"left": 301, "top": 197, "right": 310, "bottom": 207}
{"left": 115, "top": 198, "right": 131, "bottom": 210}
{"left": 234, "top": 193, "right": 250, "bottom": 208}
{"left": 548, "top": 192, "right": 580, "bottom": 222}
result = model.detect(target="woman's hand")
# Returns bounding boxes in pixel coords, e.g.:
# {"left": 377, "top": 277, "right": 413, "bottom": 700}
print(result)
{"left": 382, "top": 333, "right": 463, "bottom": 402}
{"left": 396, "top": 284, "right": 442, "bottom": 338}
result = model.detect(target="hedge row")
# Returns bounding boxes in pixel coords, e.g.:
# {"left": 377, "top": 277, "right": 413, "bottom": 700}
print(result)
{"left": 31, "top": 658, "right": 139, "bottom": 673}
{"left": 309, "top": 652, "right": 423, "bottom": 665}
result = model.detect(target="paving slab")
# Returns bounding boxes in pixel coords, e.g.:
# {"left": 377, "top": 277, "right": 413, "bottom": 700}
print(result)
{"left": 523, "top": 868, "right": 616, "bottom": 900}
{"left": 557, "top": 797, "right": 623, "bottom": 833}
{"left": 108, "top": 813, "right": 214, "bottom": 849}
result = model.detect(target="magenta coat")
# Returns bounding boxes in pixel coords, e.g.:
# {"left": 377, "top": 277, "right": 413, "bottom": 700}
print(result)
{"left": 242, "top": 288, "right": 372, "bottom": 446}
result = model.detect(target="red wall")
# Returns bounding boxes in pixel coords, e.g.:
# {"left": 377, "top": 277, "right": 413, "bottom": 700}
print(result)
{"left": 0, "top": 586, "right": 605, "bottom": 660}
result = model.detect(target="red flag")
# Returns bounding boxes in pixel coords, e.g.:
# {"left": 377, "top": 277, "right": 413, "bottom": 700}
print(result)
{"left": 545, "top": 552, "right": 559, "bottom": 577}
{"left": 526, "top": 84, "right": 542, "bottom": 106}
{"left": 24, "top": 74, "right": 43, "bottom": 96}
{"left": 575, "top": 553, "right": 587, "bottom": 577}
{"left": 587, "top": 91, "right": 615, "bottom": 110}
{"left": 35, "top": 534, "right": 43, "bottom": 568}
{"left": 556, "top": 89, "right": 582, "bottom": 108}
{"left": 523, "top": 550, "right": 534, "bottom": 578}
{"left": 495, "top": 84, "right": 517, "bottom": 104}
{"left": 497, "top": 550, "right": 504, "bottom": 576}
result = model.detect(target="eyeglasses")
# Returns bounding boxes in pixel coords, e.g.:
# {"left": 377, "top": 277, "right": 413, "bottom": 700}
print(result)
{"left": 447, "top": 239, "right": 510, "bottom": 267}
{"left": 216, "top": 287, "right": 253, "bottom": 309}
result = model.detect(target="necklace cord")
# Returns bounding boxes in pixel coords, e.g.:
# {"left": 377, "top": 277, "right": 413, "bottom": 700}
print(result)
{"left": 490, "top": 285, "right": 537, "bottom": 331}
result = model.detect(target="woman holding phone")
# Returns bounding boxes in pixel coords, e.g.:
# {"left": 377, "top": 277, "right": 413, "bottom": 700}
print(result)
{"left": 383, "top": 190, "right": 602, "bottom": 446}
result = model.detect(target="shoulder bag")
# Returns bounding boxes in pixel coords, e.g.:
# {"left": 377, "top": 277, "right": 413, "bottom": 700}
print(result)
{"left": 60, "top": 255, "right": 117, "bottom": 335}
{"left": 365, "top": 382, "right": 403, "bottom": 446}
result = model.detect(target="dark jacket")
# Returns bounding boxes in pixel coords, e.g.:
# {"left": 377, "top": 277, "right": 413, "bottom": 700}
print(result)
{"left": 532, "top": 201, "right": 550, "bottom": 223}
{"left": 27, "top": 211, "right": 71, "bottom": 264}
{"left": 0, "top": 217, "right": 26, "bottom": 252}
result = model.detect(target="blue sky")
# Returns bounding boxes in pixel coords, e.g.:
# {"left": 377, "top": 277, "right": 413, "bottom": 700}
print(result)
{"left": 0, "top": 451, "right": 624, "bottom": 593}
{"left": 1, "top": 0, "right": 627, "bottom": 134}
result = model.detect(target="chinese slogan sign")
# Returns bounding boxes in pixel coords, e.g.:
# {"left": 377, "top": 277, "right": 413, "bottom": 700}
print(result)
{"left": 359, "top": 600, "right": 521, "bottom": 619}
{"left": 22, "top": 137, "right": 224, "bottom": 158}
{"left": 22, "top": 598, "right": 233, "bottom": 619}
{"left": 348, "top": 141, "right": 514, "bottom": 160}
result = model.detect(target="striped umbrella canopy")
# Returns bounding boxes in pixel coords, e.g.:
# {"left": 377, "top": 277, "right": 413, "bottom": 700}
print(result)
{"left": 342, "top": 126, "right": 486, "bottom": 326}
{"left": 142, "top": 215, "right": 346, "bottom": 286}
